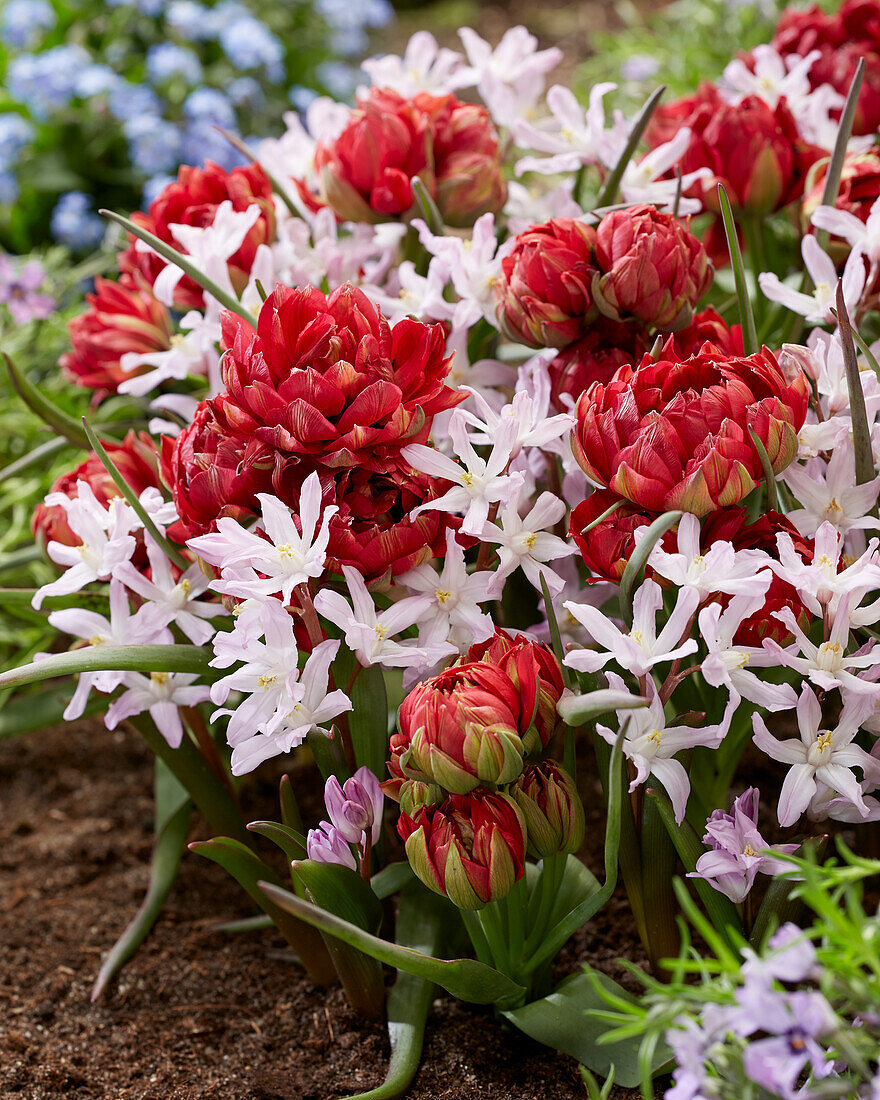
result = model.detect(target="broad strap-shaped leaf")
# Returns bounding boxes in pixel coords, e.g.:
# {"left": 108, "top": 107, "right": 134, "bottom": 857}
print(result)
{"left": 371, "top": 861, "right": 415, "bottom": 900}
{"left": 92, "top": 782, "right": 191, "bottom": 1001}
{"left": 347, "top": 886, "right": 452, "bottom": 1100}
{"left": 335, "top": 647, "right": 389, "bottom": 778}
{"left": 0, "top": 644, "right": 210, "bottom": 691}
{"left": 192, "top": 838, "right": 336, "bottom": 986}
{"left": 557, "top": 688, "right": 648, "bottom": 728}
{"left": 2, "top": 352, "right": 113, "bottom": 449}
{"left": 646, "top": 789, "right": 743, "bottom": 950}
{"left": 247, "top": 820, "right": 307, "bottom": 863}
{"left": 257, "top": 880, "right": 526, "bottom": 1005}
{"left": 503, "top": 969, "right": 670, "bottom": 1088}
{"left": 548, "top": 854, "right": 602, "bottom": 929}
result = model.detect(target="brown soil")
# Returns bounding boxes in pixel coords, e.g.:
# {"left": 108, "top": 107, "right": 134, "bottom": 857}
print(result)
{"left": 0, "top": 720, "right": 648, "bottom": 1100}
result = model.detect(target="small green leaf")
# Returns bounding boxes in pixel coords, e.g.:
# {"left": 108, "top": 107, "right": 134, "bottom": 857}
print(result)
{"left": 192, "top": 838, "right": 336, "bottom": 986}
{"left": 504, "top": 969, "right": 669, "bottom": 1088}
{"left": 717, "top": 184, "right": 758, "bottom": 355}
{"left": 257, "top": 879, "right": 526, "bottom": 1005}
{"left": 619, "top": 511, "right": 682, "bottom": 624}
{"left": 557, "top": 688, "right": 648, "bottom": 728}
{"left": 99, "top": 209, "right": 258, "bottom": 326}
{"left": 814, "top": 59, "right": 865, "bottom": 253}
{"left": 91, "top": 799, "right": 191, "bottom": 1001}
{"left": 595, "top": 86, "right": 666, "bottom": 209}
{"left": 247, "top": 820, "right": 307, "bottom": 862}
{"left": 411, "top": 176, "right": 445, "bottom": 236}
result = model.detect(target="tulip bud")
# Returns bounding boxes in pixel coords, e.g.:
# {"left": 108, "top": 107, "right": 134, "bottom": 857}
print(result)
{"left": 592, "top": 205, "right": 712, "bottom": 331}
{"left": 395, "top": 662, "right": 527, "bottom": 794}
{"left": 398, "top": 778, "right": 445, "bottom": 817}
{"left": 569, "top": 491, "right": 655, "bottom": 583}
{"left": 423, "top": 95, "right": 507, "bottom": 227}
{"left": 510, "top": 762, "right": 585, "bottom": 858}
{"left": 495, "top": 218, "right": 598, "bottom": 349}
{"left": 398, "top": 790, "right": 527, "bottom": 909}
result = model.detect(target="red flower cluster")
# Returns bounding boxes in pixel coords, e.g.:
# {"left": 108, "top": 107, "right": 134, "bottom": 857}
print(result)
{"left": 164, "top": 283, "right": 464, "bottom": 585}
{"left": 647, "top": 84, "right": 822, "bottom": 218}
{"left": 314, "top": 87, "right": 506, "bottom": 227}
{"left": 61, "top": 274, "right": 172, "bottom": 397}
{"left": 801, "top": 150, "right": 880, "bottom": 262}
{"left": 120, "top": 161, "right": 276, "bottom": 310}
{"left": 496, "top": 209, "right": 711, "bottom": 355}
{"left": 774, "top": 0, "right": 880, "bottom": 135}
{"left": 572, "top": 341, "right": 810, "bottom": 517}
{"left": 33, "top": 431, "right": 160, "bottom": 560}
{"left": 390, "top": 631, "right": 571, "bottom": 908}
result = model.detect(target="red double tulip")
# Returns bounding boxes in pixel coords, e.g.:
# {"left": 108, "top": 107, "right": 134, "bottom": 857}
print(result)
{"left": 774, "top": 0, "right": 880, "bottom": 136}
{"left": 547, "top": 318, "right": 648, "bottom": 411}
{"left": 572, "top": 342, "right": 810, "bottom": 517}
{"left": 466, "top": 629, "right": 564, "bottom": 753}
{"left": 648, "top": 84, "right": 820, "bottom": 217}
{"left": 424, "top": 94, "right": 507, "bottom": 226}
{"left": 569, "top": 490, "right": 655, "bottom": 583}
{"left": 592, "top": 205, "right": 713, "bottom": 330}
{"left": 398, "top": 790, "right": 526, "bottom": 909}
{"left": 393, "top": 662, "right": 527, "bottom": 794}
{"left": 61, "top": 274, "right": 172, "bottom": 396}
{"left": 669, "top": 307, "right": 744, "bottom": 359}
{"left": 315, "top": 87, "right": 433, "bottom": 221}
{"left": 495, "top": 218, "right": 598, "bottom": 349}
{"left": 212, "top": 283, "right": 461, "bottom": 475}
{"left": 34, "top": 431, "right": 160, "bottom": 552}
{"left": 120, "top": 161, "right": 276, "bottom": 310}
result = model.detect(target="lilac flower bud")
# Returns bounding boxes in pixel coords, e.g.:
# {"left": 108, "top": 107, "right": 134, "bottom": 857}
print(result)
{"left": 306, "top": 821, "right": 357, "bottom": 870}
{"left": 324, "top": 766, "right": 384, "bottom": 847}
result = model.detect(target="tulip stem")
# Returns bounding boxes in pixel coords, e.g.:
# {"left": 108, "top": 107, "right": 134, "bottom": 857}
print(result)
{"left": 462, "top": 910, "right": 493, "bottom": 966}
{"left": 523, "top": 854, "right": 564, "bottom": 960}
{"left": 477, "top": 903, "right": 511, "bottom": 974}
{"left": 506, "top": 876, "right": 529, "bottom": 972}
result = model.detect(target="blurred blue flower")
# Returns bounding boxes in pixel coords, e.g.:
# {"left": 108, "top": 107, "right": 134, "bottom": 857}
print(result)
{"left": 329, "top": 25, "right": 368, "bottom": 57}
{"left": 316, "top": 0, "right": 393, "bottom": 30}
{"left": 123, "top": 114, "right": 182, "bottom": 174}
{"left": 0, "top": 114, "right": 34, "bottom": 169}
{"left": 0, "top": 0, "right": 56, "bottom": 49}
{"left": 75, "top": 64, "right": 120, "bottom": 100}
{"left": 288, "top": 85, "right": 319, "bottom": 112}
{"left": 108, "top": 82, "right": 163, "bottom": 122}
{"left": 106, "top": 0, "right": 166, "bottom": 15}
{"left": 51, "top": 192, "right": 105, "bottom": 250}
{"left": 146, "top": 42, "right": 204, "bottom": 85}
{"left": 142, "top": 173, "right": 176, "bottom": 208}
{"left": 183, "top": 87, "right": 236, "bottom": 129}
{"left": 180, "top": 120, "right": 244, "bottom": 171}
{"left": 227, "top": 76, "right": 264, "bottom": 110}
{"left": 218, "top": 17, "right": 284, "bottom": 82}
{"left": 621, "top": 55, "right": 661, "bottom": 81}
{"left": 316, "top": 60, "right": 359, "bottom": 100}
{"left": 7, "top": 45, "right": 91, "bottom": 119}
{"left": 166, "top": 0, "right": 214, "bottom": 40}
{"left": 0, "top": 172, "right": 19, "bottom": 204}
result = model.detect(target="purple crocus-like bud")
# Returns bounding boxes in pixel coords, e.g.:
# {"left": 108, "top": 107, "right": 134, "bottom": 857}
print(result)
{"left": 324, "top": 766, "right": 384, "bottom": 848}
{"left": 689, "top": 787, "right": 798, "bottom": 904}
{"left": 306, "top": 821, "right": 357, "bottom": 870}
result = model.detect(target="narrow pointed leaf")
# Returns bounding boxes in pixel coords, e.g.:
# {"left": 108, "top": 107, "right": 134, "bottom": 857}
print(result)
{"left": 619, "top": 510, "right": 682, "bottom": 624}
{"left": 836, "top": 285, "right": 875, "bottom": 485}
{"left": 192, "top": 837, "right": 336, "bottom": 985}
{"left": 214, "top": 913, "right": 274, "bottom": 934}
{"left": 91, "top": 799, "right": 191, "bottom": 1000}
{"left": 814, "top": 59, "right": 865, "bottom": 253}
{"left": 596, "top": 86, "right": 666, "bottom": 208}
{"left": 279, "top": 774, "right": 305, "bottom": 834}
{"left": 0, "top": 436, "right": 69, "bottom": 481}
{"left": 540, "top": 570, "right": 573, "bottom": 690}
{"left": 82, "top": 417, "right": 190, "bottom": 570}
{"left": 247, "top": 820, "right": 307, "bottom": 862}
{"left": 718, "top": 184, "right": 758, "bottom": 354}
{"left": 557, "top": 688, "right": 648, "bottom": 728}
{"left": 411, "top": 176, "right": 445, "bottom": 236}
{"left": 847, "top": 323, "right": 880, "bottom": 379}
{"left": 257, "top": 880, "right": 526, "bottom": 1004}
{"left": 214, "top": 127, "right": 300, "bottom": 217}
{"left": 2, "top": 352, "right": 113, "bottom": 449}
{"left": 747, "top": 427, "right": 780, "bottom": 511}
{"left": 99, "top": 209, "right": 257, "bottom": 326}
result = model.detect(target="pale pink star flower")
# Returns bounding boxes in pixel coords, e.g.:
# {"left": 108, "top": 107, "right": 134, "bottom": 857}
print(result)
{"left": 458, "top": 25, "right": 562, "bottom": 129}
{"left": 481, "top": 486, "right": 577, "bottom": 598}
{"left": 361, "top": 31, "right": 471, "bottom": 96}
{"left": 758, "top": 237, "right": 866, "bottom": 325}
{"left": 783, "top": 445, "right": 880, "bottom": 537}
{"left": 106, "top": 672, "right": 211, "bottom": 748}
